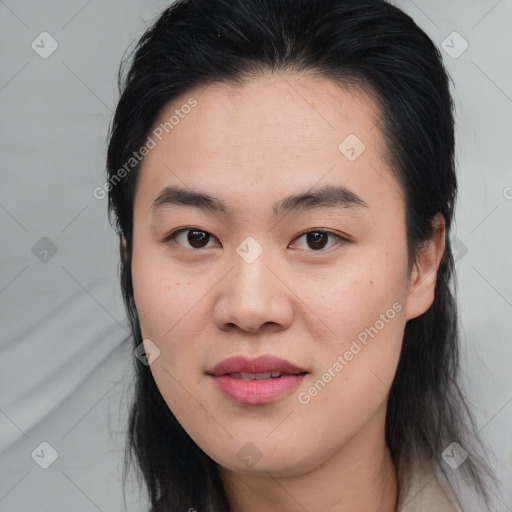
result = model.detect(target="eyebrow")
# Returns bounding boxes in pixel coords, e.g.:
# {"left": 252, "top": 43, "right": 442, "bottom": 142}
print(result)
{"left": 150, "top": 183, "right": 369, "bottom": 217}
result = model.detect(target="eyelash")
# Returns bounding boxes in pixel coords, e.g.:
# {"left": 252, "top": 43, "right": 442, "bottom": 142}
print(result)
{"left": 163, "top": 227, "right": 350, "bottom": 252}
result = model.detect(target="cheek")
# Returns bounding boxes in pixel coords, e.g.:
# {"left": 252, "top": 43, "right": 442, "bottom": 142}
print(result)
{"left": 131, "top": 244, "right": 208, "bottom": 348}
{"left": 131, "top": 253, "right": 209, "bottom": 407}
{"left": 307, "top": 283, "right": 405, "bottom": 395}
{"left": 296, "top": 247, "right": 408, "bottom": 408}
{"left": 293, "top": 274, "right": 406, "bottom": 450}
{"left": 302, "top": 248, "right": 408, "bottom": 343}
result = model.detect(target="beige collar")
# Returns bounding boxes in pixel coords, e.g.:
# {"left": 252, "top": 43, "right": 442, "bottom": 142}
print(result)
{"left": 397, "top": 451, "right": 463, "bottom": 511}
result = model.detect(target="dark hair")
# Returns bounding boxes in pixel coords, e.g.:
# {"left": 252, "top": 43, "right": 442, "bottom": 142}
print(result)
{"left": 106, "top": 0, "right": 499, "bottom": 510}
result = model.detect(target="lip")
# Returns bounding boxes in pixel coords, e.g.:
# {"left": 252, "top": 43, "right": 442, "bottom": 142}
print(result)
{"left": 208, "top": 355, "right": 307, "bottom": 376}
{"left": 207, "top": 355, "right": 308, "bottom": 405}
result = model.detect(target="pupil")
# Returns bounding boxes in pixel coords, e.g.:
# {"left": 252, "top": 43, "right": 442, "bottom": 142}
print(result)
{"left": 188, "top": 230, "right": 209, "bottom": 248}
{"left": 307, "top": 232, "right": 327, "bottom": 250}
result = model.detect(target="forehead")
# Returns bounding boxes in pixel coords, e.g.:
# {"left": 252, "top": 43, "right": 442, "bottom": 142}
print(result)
{"left": 135, "top": 71, "right": 401, "bottom": 219}
{"left": 163, "top": 71, "right": 384, "bottom": 157}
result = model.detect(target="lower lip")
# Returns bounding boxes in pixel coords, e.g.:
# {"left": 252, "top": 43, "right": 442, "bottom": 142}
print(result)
{"left": 210, "top": 374, "right": 307, "bottom": 405}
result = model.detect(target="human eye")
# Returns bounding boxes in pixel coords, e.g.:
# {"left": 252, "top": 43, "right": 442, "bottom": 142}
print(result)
{"left": 290, "top": 229, "right": 350, "bottom": 252}
{"left": 163, "top": 227, "right": 220, "bottom": 249}
{"left": 162, "top": 227, "right": 350, "bottom": 252}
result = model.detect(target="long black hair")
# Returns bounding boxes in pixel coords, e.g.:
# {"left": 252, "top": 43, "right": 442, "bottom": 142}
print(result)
{"left": 106, "top": 1, "right": 499, "bottom": 510}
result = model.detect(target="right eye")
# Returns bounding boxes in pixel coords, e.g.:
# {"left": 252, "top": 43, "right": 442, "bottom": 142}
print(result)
{"left": 164, "top": 228, "right": 221, "bottom": 249}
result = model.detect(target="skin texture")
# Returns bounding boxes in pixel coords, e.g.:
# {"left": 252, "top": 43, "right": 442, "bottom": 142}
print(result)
{"left": 129, "top": 71, "right": 445, "bottom": 512}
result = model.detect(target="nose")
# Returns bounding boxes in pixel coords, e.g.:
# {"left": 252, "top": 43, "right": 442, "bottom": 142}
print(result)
{"left": 213, "top": 247, "right": 294, "bottom": 334}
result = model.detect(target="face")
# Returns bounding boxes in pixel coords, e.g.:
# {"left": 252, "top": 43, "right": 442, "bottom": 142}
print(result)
{"left": 130, "top": 71, "right": 434, "bottom": 478}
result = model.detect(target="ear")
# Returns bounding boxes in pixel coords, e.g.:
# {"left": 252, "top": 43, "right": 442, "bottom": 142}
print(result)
{"left": 405, "top": 213, "right": 446, "bottom": 321}
{"left": 121, "top": 236, "right": 128, "bottom": 263}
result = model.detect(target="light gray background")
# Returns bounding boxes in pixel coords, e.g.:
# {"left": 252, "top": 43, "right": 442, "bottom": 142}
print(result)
{"left": 0, "top": 0, "right": 511, "bottom": 511}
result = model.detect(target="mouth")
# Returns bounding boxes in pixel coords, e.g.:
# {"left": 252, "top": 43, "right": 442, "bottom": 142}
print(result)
{"left": 207, "top": 355, "right": 308, "bottom": 405}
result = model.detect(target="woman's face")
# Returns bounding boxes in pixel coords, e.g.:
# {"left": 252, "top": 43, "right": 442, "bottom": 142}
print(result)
{"left": 130, "top": 72, "right": 437, "bottom": 477}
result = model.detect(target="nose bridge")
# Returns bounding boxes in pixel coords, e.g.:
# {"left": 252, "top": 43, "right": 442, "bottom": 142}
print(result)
{"left": 214, "top": 235, "right": 293, "bottom": 332}
{"left": 231, "top": 235, "right": 273, "bottom": 305}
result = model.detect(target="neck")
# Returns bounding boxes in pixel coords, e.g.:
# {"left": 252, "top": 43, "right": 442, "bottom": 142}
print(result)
{"left": 218, "top": 403, "right": 397, "bottom": 512}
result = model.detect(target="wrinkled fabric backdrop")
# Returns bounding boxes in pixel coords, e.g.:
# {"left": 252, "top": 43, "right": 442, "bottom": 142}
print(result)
{"left": 1, "top": 1, "right": 511, "bottom": 511}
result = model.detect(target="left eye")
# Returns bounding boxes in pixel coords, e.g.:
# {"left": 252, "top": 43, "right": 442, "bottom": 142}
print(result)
{"left": 291, "top": 230, "right": 346, "bottom": 251}
{"left": 165, "top": 228, "right": 347, "bottom": 251}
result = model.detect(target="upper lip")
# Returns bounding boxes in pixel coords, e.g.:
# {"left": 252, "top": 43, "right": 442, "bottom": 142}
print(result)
{"left": 207, "top": 355, "right": 307, "bottom": 376}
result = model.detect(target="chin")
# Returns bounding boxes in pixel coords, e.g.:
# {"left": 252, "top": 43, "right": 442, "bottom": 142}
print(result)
{"left": 210, "top": 442, "right": 322, "bottom": 478}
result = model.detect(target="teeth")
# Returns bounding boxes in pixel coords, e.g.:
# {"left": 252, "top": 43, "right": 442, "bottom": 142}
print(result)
{"left": 230, "top": 372, "right": 283, "bottom": 380}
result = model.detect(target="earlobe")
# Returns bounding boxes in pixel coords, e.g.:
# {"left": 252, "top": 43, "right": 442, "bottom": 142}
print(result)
{"left": 405, "top": 213, "right": 446, "bottom": 321}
